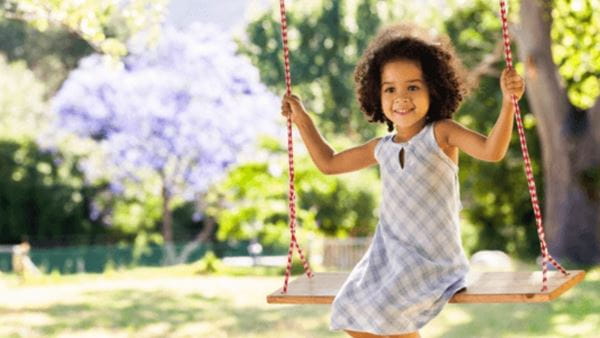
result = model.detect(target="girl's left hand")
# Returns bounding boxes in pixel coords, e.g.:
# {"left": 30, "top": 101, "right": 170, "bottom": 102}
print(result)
{"left": 500, "top": 68, "right": 525, "bottom": 101}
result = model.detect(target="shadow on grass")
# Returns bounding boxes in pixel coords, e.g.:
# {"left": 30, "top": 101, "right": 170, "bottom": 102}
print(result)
{"left": 0, "top": 287, "right": 340, "bottom": 337}
{"left": 225, "top": 303, "right": 340, "bottom": 337}
{"left": 436, "top": 270, "right": 600, "bottom": 337}
{"left": 3, "top": 270, "right": 595, "bottom": 337}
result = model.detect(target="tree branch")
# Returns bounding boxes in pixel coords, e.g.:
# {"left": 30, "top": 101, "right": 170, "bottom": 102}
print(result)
{"left": 2, "top": 8, "right": 104, "bottom": 54}
{"left": 176, "top": 217, "right": 216, "bottom": 264}
{"left": 466, "top": 39, "right": 505, "bottom": 86}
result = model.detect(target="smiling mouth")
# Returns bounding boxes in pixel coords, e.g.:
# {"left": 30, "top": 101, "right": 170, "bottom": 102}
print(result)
{"left": 393, "top": 108, "right": 414, "bottom": 116}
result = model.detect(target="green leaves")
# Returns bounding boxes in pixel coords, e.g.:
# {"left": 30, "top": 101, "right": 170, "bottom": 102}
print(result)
{"left": 207, "top": 141, "right": 380, "bottom": 246}
{"left": 551, "top": 0, "right": 600, "bottom": 108}
{"left": 0, "top": 140, "right": 105, "bottom": 244}
{"left": 0, "top": 56, "right": 47, "bottom": 142}
{"left": 240, "top": 0, "right": 384, "bottom": 141}
{"left": 2, "top": 0, "right": 167, "bottom": 58}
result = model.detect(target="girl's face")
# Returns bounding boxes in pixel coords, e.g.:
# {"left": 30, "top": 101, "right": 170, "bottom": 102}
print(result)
{"left": 380, "top": 59, "right": 430, "bottom": 132}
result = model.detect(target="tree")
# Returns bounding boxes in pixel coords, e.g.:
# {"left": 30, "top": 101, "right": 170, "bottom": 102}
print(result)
{"left": 0, "top": 140, "right": 107, "bottom": 245}
{"left": 513, "top": 0, "right": 600, "bottom": 264}
{"left": 239, "top": 0, "right": 386, "bottom": 141}
{"left": 0, "top": 17, "right": 94, "bottom": 95}
{"left": 51, "top": 23, "right": 280, "bottom": 264}
{"left": 1, "top": 0, "right": 167, "bottom": 58}
{"left": 209, "top": 143, "right": 380, "bottom": 247}
{"left": 0, "top": 53, "right": 107, "bottom": 245}
{"left": 0, "top": 0, "right": 179, "bottom": 249}
{"left": 0, "top": 56, "right": 47, "bottom": 140}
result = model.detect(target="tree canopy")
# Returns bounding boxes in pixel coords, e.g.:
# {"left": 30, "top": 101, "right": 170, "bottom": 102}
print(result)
{"left": 50, "top": 23, "right": 280, "bottom": 262}
{"left": 1, "top": 0, "right": 167, "bottom": 57}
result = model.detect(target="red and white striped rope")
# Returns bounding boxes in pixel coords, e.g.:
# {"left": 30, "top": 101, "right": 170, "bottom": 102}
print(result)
{"left": 278, "top": 0, "right": 313, "bottom": 294}
{"left": 499, "top": 0, "right": 567, "bottom": 291}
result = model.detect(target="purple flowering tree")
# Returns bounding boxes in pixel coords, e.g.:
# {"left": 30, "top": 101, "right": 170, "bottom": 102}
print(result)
{"left": 52, "top": 23, "right": 279, "bottom": 264}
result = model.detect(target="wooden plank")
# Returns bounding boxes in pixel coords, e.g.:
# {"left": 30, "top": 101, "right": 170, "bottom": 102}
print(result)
{"left": 450, "top": 270, "right": 586, "bottom": 303}
{"left": 266, "top": 270, "right": 585, "bottom": 304}
{"left": 267, "top": 272, "right": 347, "bottom": 304}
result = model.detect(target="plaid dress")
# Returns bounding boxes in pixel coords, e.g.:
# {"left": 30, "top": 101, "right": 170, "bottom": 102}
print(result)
{"left": 330, "top": 122, "right": 469, "bottom": 335}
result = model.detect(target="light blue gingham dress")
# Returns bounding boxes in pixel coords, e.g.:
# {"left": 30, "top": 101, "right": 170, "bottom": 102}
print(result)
{"left": 330, "top": 122, "right": 469, "bottom": 335}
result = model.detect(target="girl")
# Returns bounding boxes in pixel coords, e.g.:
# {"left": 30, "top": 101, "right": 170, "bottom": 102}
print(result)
{"left": 281, "top": 24, "right": 524, "bottom": 338}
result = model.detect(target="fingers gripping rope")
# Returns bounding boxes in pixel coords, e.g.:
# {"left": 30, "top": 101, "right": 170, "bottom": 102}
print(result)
{"left": 278, "top": 0, "right": 313, "bottom": 294}
{"left": 499, "top": 0, "right": 568, "bottom": 291}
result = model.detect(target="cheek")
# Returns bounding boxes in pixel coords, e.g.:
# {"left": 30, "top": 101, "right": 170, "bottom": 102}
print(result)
{"left": 380, "top": 95, "right": 390, "bottom": 109}
{"left": 418, "top": 92, "right": 431, "bottom": 107}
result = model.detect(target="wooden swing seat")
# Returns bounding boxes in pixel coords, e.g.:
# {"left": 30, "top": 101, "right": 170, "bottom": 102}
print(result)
{"left": 267, "top": 270, "right": 585, "bottom": 304}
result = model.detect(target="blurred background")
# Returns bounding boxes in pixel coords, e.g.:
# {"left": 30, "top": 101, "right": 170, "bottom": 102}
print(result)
{"left": 0, "top": 0, "right": 598, "bottom": 337}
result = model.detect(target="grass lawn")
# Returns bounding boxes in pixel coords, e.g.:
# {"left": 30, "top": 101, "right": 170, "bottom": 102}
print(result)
{"left": 0, "top": 265, "right": 598, "bottom": 337}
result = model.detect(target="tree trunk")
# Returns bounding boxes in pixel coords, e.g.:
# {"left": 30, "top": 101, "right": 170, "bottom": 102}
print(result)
{"left": 161, "top": 184, "right": 176, "bottom": 265}
{"left": 515, "top": 0, "right": 600, "bottom": 264}
{"left": 175, "top": 216, "right": 216, "bottom": 264}
{"left": 175, "top": 194, "right": 218, "bottom": 264}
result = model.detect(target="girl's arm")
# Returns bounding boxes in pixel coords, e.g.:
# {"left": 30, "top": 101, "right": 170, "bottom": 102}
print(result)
{"left": 282, "top": 94, "right": 379, "bottom": 174}
{"left": 438, "top": 68, "right": 525, "bottom": 162}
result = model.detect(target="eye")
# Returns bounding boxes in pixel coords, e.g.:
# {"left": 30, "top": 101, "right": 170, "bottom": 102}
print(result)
{"left": 408, "top": 85, "right": 420, "bottom": 91}
{"left": 384, "top": 87, "right": 395, "bottom": 93}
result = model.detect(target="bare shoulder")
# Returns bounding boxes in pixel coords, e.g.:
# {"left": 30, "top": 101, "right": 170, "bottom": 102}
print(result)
{"left": 342, "top": 136, "right": 382, "bottom": 156}
{"left": 359, "top": 136, "right": 383, "bottom": 161}
{"left": 433, "top": 119, "right": 460, "bottom": 164}
{"left": 433, "top": 119, "right": 461, "bottom": 147}
{"left": 367, "top": 136, "right": 383, "bottom": 148}
{"left": 362, "top": 136, "right": 382, "bottom": 158}
{"left": 326, "top": 136, "right": 382, "bottom": 174}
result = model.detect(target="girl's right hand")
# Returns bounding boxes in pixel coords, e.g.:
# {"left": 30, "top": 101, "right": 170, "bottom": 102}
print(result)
{"left": 281, "top": 94, "right": 309, "bottom": 124}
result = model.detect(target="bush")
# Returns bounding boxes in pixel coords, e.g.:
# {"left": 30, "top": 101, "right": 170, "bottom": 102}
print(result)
{"left": 195, "top": 251, "right": 223, "bottom": 274}
{"left": 209, "top": 142, "right": 381, "bottom": 248}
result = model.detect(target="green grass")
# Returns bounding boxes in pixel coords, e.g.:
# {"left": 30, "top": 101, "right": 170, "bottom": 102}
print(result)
{"left": 0, "top": 265, "right": 598, "bottom": 337}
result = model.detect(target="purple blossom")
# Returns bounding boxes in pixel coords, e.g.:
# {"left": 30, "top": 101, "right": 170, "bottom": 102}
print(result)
{"left": 52, "top": 23, "right": 280, "bottom": 199}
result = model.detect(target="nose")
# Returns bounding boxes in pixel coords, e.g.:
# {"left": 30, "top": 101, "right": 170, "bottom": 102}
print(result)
{"left": 393, "top": 96, "right": 410, "bottom": 105}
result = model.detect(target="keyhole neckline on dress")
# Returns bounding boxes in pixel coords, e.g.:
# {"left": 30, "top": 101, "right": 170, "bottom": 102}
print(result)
{"left": 399, "top": 147, "right": 405, "bottom": 169}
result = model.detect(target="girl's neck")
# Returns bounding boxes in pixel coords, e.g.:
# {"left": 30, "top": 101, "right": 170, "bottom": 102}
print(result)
{"left": 393, "top": 122, "right": 427, "bottom": 143}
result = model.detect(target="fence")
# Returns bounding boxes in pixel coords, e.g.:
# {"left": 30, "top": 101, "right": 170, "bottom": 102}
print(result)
{"left": 320, "top": 237, "right": 372, "bottom": 270}
{"left": 0, "top": 241, "right": 288, "bottom": 274}
{"left": 0, "top": 237, "right": 373, "bottom": 274}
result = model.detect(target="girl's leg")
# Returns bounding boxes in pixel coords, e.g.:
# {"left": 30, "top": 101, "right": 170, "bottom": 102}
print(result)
{"left": 345, "top": 330, "right": 420, "bottom": 338}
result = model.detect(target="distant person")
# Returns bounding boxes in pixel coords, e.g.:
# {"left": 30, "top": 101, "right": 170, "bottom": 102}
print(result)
{"left": 247, "top": 238, "right": 263, "bottom": 266}
{"left": 12, "top": 236, "right": 40, "bottom": 282}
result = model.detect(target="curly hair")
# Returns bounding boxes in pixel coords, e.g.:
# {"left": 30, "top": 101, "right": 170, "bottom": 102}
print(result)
{"left": 354, "top": 24, "right": 469, "bottom": 132}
